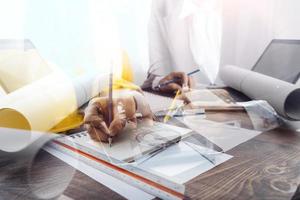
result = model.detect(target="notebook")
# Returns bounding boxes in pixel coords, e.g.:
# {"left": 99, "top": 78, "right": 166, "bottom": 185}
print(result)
{"left": 55, "top": 123, "right": 192, "bottom": 163}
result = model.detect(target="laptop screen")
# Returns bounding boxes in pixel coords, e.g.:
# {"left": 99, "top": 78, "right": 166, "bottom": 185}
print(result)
{"left": 253, "top": 40, "right": 300, "bottom": 84}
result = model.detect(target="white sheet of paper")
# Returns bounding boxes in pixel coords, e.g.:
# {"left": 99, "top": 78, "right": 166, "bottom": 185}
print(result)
{"left": 143, "top": 92, "right": 183, "bottom": 113}
{"left": 178, "top": 117, "right": 261, "bottom": 152}
{"left": 138, "top": 142, "right": 232, "bottom": 184}
{"left": 44, "top": 146, "right": 154, "bottom": 200}
{"left": 185, "top": 89, "right": 229, "bottom": 107}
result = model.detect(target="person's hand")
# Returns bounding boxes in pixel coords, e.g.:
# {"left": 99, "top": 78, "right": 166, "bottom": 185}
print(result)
{"left": 84, "top": 90, "right": 153, "bottom": 142}
{"left": 158, "top": 72, "right": 195, "bottom": 93}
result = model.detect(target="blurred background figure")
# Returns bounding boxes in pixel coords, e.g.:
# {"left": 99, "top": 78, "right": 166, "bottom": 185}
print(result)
{"left": 142, "top": 0, "right": 222, "bottom": 93}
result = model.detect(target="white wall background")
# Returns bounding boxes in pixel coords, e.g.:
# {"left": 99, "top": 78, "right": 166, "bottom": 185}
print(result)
{"left": 23, "top": 0, "right": 126, "bottom": 77}
{"left": 0, "top": 0, "right": 25, "bottom": 39}
{"left": 273, "top": 0, "right": 300, "bottom": 40}
{"left": 221, "top": 0, "right": 275, "bottom": 69}
{"left": 0, "top": 0, "right": 151, "bottom": 83}
{"left": 273, "top": 0, "right": 300, "bottom": 87}
{"left": 110, "top": 0, "right": 152, "bottom": 85}
{"left": 0, "top": 0, "right": 299, "bottom": 84}
{"left": 221, "top": 0, "right": 300, "bottom": 70}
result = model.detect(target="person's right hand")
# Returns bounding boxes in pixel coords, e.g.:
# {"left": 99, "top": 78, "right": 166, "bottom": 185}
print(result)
{"left": 84, "top": 96, "right": 131, "bottom": 142}
{"left": 158, "top": 72, "right": 194, "bottom": 93}
{"left": 84, "top": 90, "right": 153, "bottom": 142}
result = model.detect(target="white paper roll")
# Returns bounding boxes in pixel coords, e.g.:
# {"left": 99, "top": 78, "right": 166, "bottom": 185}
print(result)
{"left": 0, "top": 71, "right": 108, "bottom": 132}
{"left": 220, "top": 65, "right": 300, "bottom": 120}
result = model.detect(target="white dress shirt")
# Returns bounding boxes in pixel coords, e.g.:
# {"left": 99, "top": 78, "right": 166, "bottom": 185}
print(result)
{"left": 143, "top": 0, "right": 222, "bottom": 89}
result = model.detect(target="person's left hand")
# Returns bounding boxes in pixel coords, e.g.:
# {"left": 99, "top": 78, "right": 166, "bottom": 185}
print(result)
{"left": 158, "top": 72, "right": 195, "bottom": 93}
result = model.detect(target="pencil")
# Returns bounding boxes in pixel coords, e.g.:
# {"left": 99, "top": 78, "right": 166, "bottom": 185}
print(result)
{"left": 164, "top": 90, "right": 181, "bottom": 123}
{"left": 108, "top": 65, "right": 113, "bottom": 147}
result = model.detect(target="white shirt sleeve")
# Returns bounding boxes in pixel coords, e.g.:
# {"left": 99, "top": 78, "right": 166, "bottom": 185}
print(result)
{"left": 148, "top": 0, "right": 172, "bottom": 77}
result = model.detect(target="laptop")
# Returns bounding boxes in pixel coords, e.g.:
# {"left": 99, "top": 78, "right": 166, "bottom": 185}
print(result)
{"left": 252, "top": 39, "right": 300, "bottom": 84}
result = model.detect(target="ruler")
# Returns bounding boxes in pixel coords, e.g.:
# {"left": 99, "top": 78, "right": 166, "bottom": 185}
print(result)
{"left": 49, "top": 137, "right": 185, "bottom": 200}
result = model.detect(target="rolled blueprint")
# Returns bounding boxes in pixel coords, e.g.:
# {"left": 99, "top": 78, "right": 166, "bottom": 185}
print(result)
{"left": 0, "top": 71, "right": 109, "bottom": 132}
{"left": 220, "top": 65, "right": 300, "bottom": 120}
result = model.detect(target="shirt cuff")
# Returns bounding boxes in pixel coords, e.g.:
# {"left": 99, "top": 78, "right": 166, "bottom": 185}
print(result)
{"left": 132, "top": 91, "right": 151, "bottom": 116}
{"left": 152, "top": 76, "right": 164, "bottom": 91}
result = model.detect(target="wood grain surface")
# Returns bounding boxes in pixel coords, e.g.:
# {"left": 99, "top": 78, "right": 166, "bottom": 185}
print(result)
{"left": 1, "top": 88, "right": 299, "bottom": 200}
{"left": 185, "top": 128, "right": 300, "bottom": 200}
{"left": 63, "top": 88, "right": 300, "bottom": 200}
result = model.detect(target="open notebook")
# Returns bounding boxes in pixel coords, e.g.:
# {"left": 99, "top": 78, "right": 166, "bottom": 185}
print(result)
{"left": 54, "top": 123, "right": 192, "bottom": 163}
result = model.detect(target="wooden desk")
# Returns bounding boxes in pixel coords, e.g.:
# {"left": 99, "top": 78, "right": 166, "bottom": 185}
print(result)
{"left": 2, "top": 88, "right": 300, "bottom": 200}
{"left": 47, "top": 119, "right": 300, "bottom": 200}
{"left": 64, "top": 88, "right": 300, "bottom": 200}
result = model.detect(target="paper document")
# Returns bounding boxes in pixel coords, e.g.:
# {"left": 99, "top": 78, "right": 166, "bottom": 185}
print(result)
{"left": 51, "top": 123, "right": 189, "bottom": 200}
{"left": 138, "top": 141, "right": 232, "bottom": 184}
{"left": 46, "top": 124, "right": 232, "bottom": 198}
{"left": 178, "top": 117, "right": 261, "bottom": 151}
{"left": 143, "top": 92, "right": 183, "bottom": 113}
{"left": 48, "top": 122, "right": 234, "bottom": 199}
{"left": 185, "top": 89, "right": 235, "bottom": 107}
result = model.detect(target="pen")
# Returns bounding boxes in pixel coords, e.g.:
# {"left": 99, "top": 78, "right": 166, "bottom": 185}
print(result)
{"left": 156, "top": 69, "right": 201, "bottom": 89}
